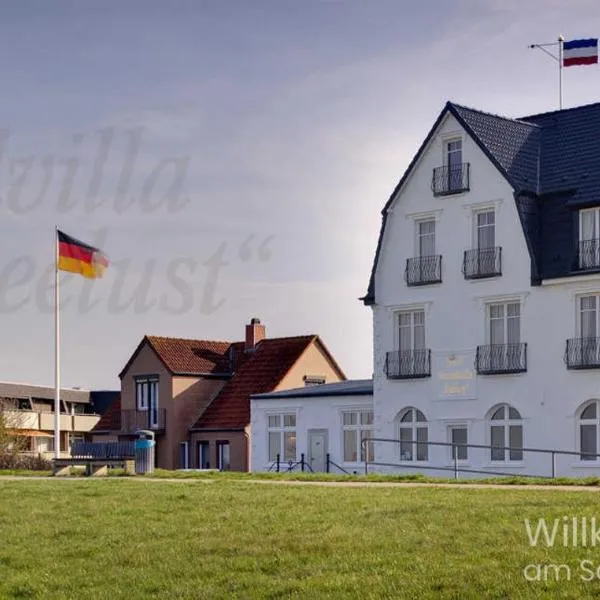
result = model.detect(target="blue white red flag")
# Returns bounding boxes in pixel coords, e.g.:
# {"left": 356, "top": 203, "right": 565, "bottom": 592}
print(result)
{"left": 563, "top": 38, "right": 598, "bottom": 67}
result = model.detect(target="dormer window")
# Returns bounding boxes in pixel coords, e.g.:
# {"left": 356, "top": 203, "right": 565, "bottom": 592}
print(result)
{"left": 579, "top": 208, "right": 600, "bottom": 269}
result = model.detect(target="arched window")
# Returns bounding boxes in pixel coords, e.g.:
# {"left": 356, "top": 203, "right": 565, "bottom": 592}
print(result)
{"left": 578, "top": 400, "right": 600, "bottom": 461}
{"left": 397, "top": 407, "right": 428, "bottom": 461}
{"left": 488, "top": 404, "right": 523, "bottom": 462}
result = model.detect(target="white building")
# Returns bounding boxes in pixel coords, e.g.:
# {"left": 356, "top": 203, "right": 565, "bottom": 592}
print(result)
{"left": 250, "top": 380, "right": 373, "bottom": 473}
{"left": 362, "top": 100, "right": 600, "bottom": 478}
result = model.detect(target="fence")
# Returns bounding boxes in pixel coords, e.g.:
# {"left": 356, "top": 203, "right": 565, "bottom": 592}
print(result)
{"left": 267, "top": 453, "right": 354, "bottom": 475}
{"left": 361, "top": 437, "right": 600, "bottom": 479}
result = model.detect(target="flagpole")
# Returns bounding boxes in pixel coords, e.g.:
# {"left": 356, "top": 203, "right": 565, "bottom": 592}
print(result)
{"left": 54, "top": 226, "right": 60, "bottom": 460}
{"left": 558, "top": 35, "right": 564, "bottom": 109}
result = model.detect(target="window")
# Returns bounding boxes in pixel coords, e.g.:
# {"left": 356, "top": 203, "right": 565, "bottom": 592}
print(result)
{"left": 268, "top": 414, "right": 296, "bottom": 462}
{"left": 217, "top": 441, "right": 230, "bottom": 471}
{"left": 198, "top": 441, "right": 210, "bottom": 469}
{"left": 445, "top": 139, "right": 463, "bottom": 191}
{"left": 475, "top": 210, "right": 495, "bottom": 250}
{"left": 579, "top": 401, "right": 600, "bottom": 461}
{"left": 488, "top": 302, "right": 520, "bottom": 345}
{"left": 449, "top": 426, "right": 468, "bottom": 461}
{"left": 579, "top": 296, "right": 600, "bottom": 338}
{"left": 489, "top": 405, "right": 523, "bottom": 462}
{"left": 179, "top": 441, "right": 189, "bottom": 469}
{"left": 397, "top": 408, "right": 428, "bottom": 461}
{"left": 342, "top": 410, "right": 374, "bottom": 462}
{"left": 416, "top": 219, "right": 436, "bottom": 257}
{"left": 580, "top": 209, "right": 600, "bottom": 268}
{"left": 35, "top": 436, "right": 54, "bottom": 453}
{"left": 304, "top": 376, "right": 326, "bottom": 387}
{"left": 398, "top": 309, "right": 425, "bottom": 351}
{"left": 135, "top": 377, "right": 160, "bottom": 428}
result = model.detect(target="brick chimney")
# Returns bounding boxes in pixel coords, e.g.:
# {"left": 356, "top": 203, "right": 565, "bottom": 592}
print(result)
{"left": 245, "top": 317, "right": 266, "bottom": 352}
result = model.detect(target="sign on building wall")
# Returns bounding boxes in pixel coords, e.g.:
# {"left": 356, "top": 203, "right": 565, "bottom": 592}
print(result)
{"left": 434, "top": 352, "right": 476, "bottom": 400}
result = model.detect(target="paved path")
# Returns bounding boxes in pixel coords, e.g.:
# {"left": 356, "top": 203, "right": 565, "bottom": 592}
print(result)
{"left": 2, "top": 476, "right": 600, "bottom": 492}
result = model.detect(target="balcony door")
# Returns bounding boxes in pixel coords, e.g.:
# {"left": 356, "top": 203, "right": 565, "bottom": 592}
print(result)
{"left": 579, "top": 296, "right": 600, "bottom": 363}
{"left": 446, "top": 139, "right": 463, "bottom": 191}
{"left": 399, "top": 310, "right": 426, "bottom": 376}
{"left": 149, "top": 381, "right": 159, "bottom": 429}
{"left": 488, "top": 302, "right": 520, "bottom": 370}
{"left": 580, "top": 209, "right": 600, "bottom": 268}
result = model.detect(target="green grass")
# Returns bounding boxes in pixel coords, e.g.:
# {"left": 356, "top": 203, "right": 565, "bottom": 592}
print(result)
{"left": 2, "top": 479, "right": 600, "bottom": 598}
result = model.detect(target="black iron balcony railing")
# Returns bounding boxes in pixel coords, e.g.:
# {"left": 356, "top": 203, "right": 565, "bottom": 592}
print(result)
{"left": 565, "top": 338, "right": 600, "bottom": 369}
{"left": 475, "top": 343, "right": 527, "bottom": 375}
{"left": 576, "top": 239, "right": 600, "bottom": 271}
{"left": 405, "top": 255, "right": 442, "bottom": 286}
{"left": 431, "top": 163, "right": 470, "bottom": 196}
{"left": 122, "top": 408, "right": 166, "bottom": 433}
{"left": 462, "top": 247, "right": 502, "bottom": 279}
{"left": 385, "top": 349, "right": 431, "bottom": 379}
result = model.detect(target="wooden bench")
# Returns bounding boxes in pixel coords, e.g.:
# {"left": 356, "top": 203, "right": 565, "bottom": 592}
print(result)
{"left": 52, "top": 441, "right": 136, "bottom": 477}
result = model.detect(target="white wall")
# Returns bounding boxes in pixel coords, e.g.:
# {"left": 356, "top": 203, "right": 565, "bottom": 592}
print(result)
{"left": 371, "top": 111, "right": 600, "bottom": 478}
{"left": 250, "top": 395, "right": 373, "bottom": 473}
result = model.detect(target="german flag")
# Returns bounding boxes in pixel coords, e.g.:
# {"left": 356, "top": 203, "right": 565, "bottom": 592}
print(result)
{"left": 57, "top": 230, "right": 109, "bottom": 279}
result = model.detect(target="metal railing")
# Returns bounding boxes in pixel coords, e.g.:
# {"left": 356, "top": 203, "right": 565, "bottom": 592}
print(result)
{"left": 577, "top": 239, "right": 600, "bottom": 270}
{"left": 462, "top": 247, "right": 502, "bottom": 279}
{"left": 385, "top": 349, "right": 431, "bottom": 379}
{"left": 326, "top": 453, "right": 353, "bottom": 474}
{"left": 268, "top": 453, "right": 314, "bottom": 473}
{"left": 361, "top": 437, "right": 600, "bottom": 479}
{"left": 121, "top": 409, "right": 166, "bottom": 433}
{"left": 565, "top": 337, "right": 600, "bottom": 369}
{"left": 405, "top": 255, "right": 442, "bottom": 286}
{"left": 431, "top": 163, "right": 470, "bottom": 196}
{"left": 475, "top": 343, "right": 527, "bottom": 375}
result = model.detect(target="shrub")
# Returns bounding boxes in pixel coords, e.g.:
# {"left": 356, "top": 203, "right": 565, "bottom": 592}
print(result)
{"left": 0, "top": 453, "right": 52, "bottom": 471}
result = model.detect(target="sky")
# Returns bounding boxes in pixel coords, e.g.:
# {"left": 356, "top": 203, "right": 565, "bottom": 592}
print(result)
{"left": 1, "top": 0, "right": 600, "bottom": 390}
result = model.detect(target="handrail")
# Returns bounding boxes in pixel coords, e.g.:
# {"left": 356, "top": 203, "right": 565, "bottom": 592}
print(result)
{"left": 360, "top": 437, "right": 600, "bottom": 479}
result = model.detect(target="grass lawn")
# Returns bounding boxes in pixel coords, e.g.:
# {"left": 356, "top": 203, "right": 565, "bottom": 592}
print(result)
{"left": 2, "top": 479, "right": 600, "bottom": 599}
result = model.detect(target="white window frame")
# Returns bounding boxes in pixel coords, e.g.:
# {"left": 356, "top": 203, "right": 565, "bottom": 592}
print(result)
{"left": 179, "top": 441, "right": 189, "bottom": 469}
{"left": 396, "top": 308, "right": 426, "bottom": 351}
{"left": 267, "top": 413, "right": 297, "bottom": 462}
{"left": 488, "top": 404, "right": 523, "bottom": 463}
{"left": 443, "top": 137, "right": 462, "bottom": 166}
{"left": 580, "top": 208, "right": 600, "bottom": 242}
{"left": 135, "top": 376, "right": 158, "bottom": 412}
{"left": 473, "top": 208, "right": 496, "bottom": 250}
{"left": 485, "top": 301, "right": 521, "bottom": 345}
{"left": 578, "top": 400, "right": 600, "bottom": 462}
{"left": 217, "top": 440, "right": 230, "bottom": 471}
{"left": 341, "top": 409, "right": 374, "bottom": 464}
{"left": 414, "top": 218, "right": 436, "bottom": 258}
{"left": 577, "top": 294, "right": 600, "bottom": 338}
{"left": 397, "top": 407, "right": 429, "bottom": 462}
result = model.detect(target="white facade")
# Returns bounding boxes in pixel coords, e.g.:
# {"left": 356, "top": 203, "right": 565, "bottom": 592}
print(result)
{"left": 250, "top": 382, "right": 373, "bottom": 474}
{"left": 371, "top": 111, "right": 600, "bottom": 478}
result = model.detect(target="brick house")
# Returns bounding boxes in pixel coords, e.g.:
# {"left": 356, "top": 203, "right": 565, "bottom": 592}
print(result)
{"left": 92, "top": 319, "right": 345, "bottom": 470}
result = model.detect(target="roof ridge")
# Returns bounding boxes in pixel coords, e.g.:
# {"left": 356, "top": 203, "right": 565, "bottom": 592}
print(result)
{"left": 522, "top": 100, "right": 600, "bottom": 120}
{"left": 146, "top": 335, "right": 233, "bottom": 345}
{"left": 450, "top": 102, "right": 541, "bottom": 128}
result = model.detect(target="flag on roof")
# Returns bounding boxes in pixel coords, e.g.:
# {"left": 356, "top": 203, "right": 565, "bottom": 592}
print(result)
{"left": 57, "top": 230, "right": 109, "bottom": 279}
{"left": 563, "top": 38, "right": 598, "bottom": 67}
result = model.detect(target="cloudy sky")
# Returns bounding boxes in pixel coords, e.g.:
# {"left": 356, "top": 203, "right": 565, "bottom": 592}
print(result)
{"left": 0, "top": 0, "right": 599, "bottom": 389}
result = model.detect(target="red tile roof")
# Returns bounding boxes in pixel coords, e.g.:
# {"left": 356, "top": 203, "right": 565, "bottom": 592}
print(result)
{"left": 91, "top": 396, "right": 121, "bottom": 432}
{"left": 119, "top": 336, "right": 237, "bottom": 378}
{"left": 192, "top": 336, "right": 319, "bottom": 429}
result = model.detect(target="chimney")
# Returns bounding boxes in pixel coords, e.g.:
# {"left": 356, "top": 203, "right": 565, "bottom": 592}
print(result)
{"left": 245, "top": 317, "right": 266, "bottom": 352}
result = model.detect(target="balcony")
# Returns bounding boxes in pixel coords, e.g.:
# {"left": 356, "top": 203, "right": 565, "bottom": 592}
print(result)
{"left": 476, "top": 343, "right": 527, "bottom": 375}
{"left": 121, "top": 409, "right": 166, "bottom": 434}
{"left": 576, "top": 239, "right": 600, "bottom": 271}
{"left": 431, "top": 163, "right": 470, "bottom": 196}
{"left": 385, "top": 349, "right": 431, "bottom": 379}
{"left": 6, "top": 411, "right": 100, "bottom": 433}
{"left": 565, "top": 338, "right": 600, "bottom": 370}
{"left": 405, "top": 255, "right": 442, "bottom": 286}
{"left": 463, "top": 247, "right": 502, "bottom": 279}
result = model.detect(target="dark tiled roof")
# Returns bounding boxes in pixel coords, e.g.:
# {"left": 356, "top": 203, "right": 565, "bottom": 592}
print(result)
{"left": 252, "top": 379, "right": 372, "bottom": 399}
{"left": 91, "top": 396, "right": 121, "bottom": 431}
{"left": 363, "top": 100, "right": 600, "bottom": 302}
{"left": 192, "top": 336, "right": 323, "bottom": 429}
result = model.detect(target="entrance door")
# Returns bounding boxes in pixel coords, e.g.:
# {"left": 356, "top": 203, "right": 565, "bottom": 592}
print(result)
{"left": 308, "top": 430, "right": 328, "bottom": 472}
